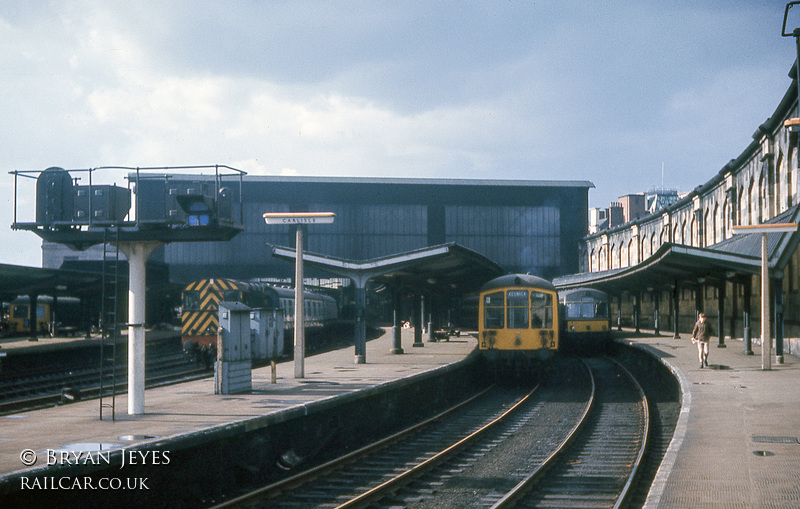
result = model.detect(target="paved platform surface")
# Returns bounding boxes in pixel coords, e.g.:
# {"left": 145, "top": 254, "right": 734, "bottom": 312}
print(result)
{"left": 620, "top": 330, "right": 800, "bottom": 509}
{"left": 0, "top": 329, "right": 474, "bottom": 479}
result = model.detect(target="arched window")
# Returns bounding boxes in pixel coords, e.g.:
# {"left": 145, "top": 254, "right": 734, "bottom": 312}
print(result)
{"left": 598, "top": 245, "right": 606, "bottom": 271}
{"left": 620, "top": 241, "right": 628, "bottom": 268}
{"left": 681, "top": 218, "right": 687, "bottom": 245}
{"left": 628, "top": 238, "right": 636, "bottom": 266}
{"left": 786, "top": 147, "right": 797, "bottom": 207}
{"left": 768, "top": 158, "right": 777, "bottom": 217}
{"left": 757, "top": 174, "right": 765, "bottom": 222}
{"left": 776, "top": 152, "right": 785, "bottom": 212}
{"left": 738, "top": 185, "right": 746, "bottom": 226}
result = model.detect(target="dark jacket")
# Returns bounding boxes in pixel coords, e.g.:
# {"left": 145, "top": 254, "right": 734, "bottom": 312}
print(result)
{"left": 692, "top": 319, "right": 713, "bottom": 342}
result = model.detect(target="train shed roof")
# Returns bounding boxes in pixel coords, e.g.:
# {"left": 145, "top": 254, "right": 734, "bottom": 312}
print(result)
{"left": 0, "top": 263, "right": 109, "bottom": 301}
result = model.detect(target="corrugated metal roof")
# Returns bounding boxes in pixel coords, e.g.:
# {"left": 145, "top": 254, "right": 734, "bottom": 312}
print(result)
{"left": 713, "top": 206, "right": 800, "bottom": 260}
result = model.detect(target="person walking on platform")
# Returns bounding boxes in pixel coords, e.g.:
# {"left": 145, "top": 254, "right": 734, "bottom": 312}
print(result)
{"left": 691, "top": 312, "right": 713, "bottom": 368}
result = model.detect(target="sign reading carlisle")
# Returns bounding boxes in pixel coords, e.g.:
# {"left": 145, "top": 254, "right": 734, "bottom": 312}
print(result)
{"left": 263, "top": 212, "right": 336, "bottom": 224}
{"left": 262, "top": 211, "right": 335, "bottom": 377}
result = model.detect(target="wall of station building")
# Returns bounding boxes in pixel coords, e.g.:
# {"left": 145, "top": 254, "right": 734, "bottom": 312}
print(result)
{"left": 156, "top": 178, "right": 591, "bottom": 284}
{"left": 582, "top": 67, "right": 800, "bottom": 355}
{"left": 44, "top": 177, "right": 591, "bottom": 282}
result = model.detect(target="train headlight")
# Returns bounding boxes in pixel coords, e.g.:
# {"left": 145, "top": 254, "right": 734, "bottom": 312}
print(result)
{"left": 539, "top": 330, "right": 549, "bottom": 347}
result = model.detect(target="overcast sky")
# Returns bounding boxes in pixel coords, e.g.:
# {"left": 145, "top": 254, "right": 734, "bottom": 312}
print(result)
{"left": 1, "top": 1, "right": 797, "bottom": 267}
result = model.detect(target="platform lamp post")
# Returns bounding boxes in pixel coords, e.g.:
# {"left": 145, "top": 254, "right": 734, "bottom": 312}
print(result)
{"left": 731, "top": 223, "right": 798, "bottom": 370}
{"left": 263, "top": 212, "right": 335, "bottom": 378}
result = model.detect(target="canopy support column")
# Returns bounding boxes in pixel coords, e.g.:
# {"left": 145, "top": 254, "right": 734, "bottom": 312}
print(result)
{"left": 390, "top": 288, "right": 403, "bottom": 354}
{"left": 717, "top": 283, "right": 726, "bottom": 348}
{"left": 653, "top": 291, "right": 660, "bottom": 335}
{"left": 775, "top": 276, "right": 784, "bottom": 364}
{"left": 413, "top": 294, "right": 423, "bottom": 347}
{"left": 744, "top": 276, "right": 753, "bottom": 355}
{"left": 672, "top": 283, "right": 680, "bottom": 339}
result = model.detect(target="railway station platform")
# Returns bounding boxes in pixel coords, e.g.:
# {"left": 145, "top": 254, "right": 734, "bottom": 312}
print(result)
{"left": 0, "top": 328, "right": 475, "bottom": 480}
{"left": 3, "top": 326, "right": 798, "bottom": 507}
{"left": 620, "top": 330, "right": 800, "bottom": 508}
{"left": 0, "top": 328, "right": 179, "bottom": 355}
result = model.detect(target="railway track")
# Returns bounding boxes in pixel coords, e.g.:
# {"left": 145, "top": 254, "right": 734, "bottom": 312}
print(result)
{"left": 0, "top": 327, "right": 365, "bottom": 416}
{"left": 209, "top": 356, "right": 650, "bottom": 509}
{"left": 493, "top": 356, "right": 649, "bottom": 508}
{"left": 0, "top": 350, "right": 208, "bottom": 415}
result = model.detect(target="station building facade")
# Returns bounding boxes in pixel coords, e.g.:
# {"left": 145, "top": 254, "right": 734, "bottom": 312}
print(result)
{"left": 573, "top": 63, "right": 800, "bottom": 356}
{"left": 45, "top": 177, "right": 593, "bottom": 285}
{"left": 166, "top": 177, "right": 591, "bottom": 283}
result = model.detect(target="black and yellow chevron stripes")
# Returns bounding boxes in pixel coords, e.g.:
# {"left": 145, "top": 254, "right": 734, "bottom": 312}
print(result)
{"left": 182, "top": 310, "right": 217, "bottom": 336}
{"left": 181, "top": 278, "right": 240, "bottom": 337}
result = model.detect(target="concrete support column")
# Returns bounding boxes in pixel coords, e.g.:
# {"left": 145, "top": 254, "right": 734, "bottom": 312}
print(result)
{"left": 390, "top": 288, "right": 403, "bottom": 354}
{"left": 775, "top": 277, "right": 784, "bottom": 364}
{"left": 295, "top": 226, "right": 306, "bottom": 375}
{"left": 634, "top": 293, "right": 640, "bottom": 334}
{"left": 412, "top": 294, "right": 423, "bottom": 347}
{"left": 672, "top": 284, "right": 680, "bottom": 339}
{"left": 729, "top": 280, "right": 738, "bottom": 343}
{"left": 119, "top": 241, "right": 161, "bottom": 416}
{"left": 27, "top": 293, "right": 39, "bottom": 341}
{"left": 653, "top": 291, "right": 660, "bottom": 336}
{"left": 50, "top": 296, "right": 58, "bottom": 338}
{"left": 695, "top": 285, "right": 703, "bottom": 319}
{"left": 717, "top": 283, "right": 726, "bottom": 348}
{"left": 761, "top": 234, "right": 771, "bottom": 371}
{"left": 354, "top": 285, "right": 366, "bottom": 364}
{"left": 744, "top": 277, "right": 753, "bottom": 355}
{"left": 420, "top": 294, "right": 426, "bottom": 336}
{"left": 426, "top": 295, "right": 434, "bottom": 342}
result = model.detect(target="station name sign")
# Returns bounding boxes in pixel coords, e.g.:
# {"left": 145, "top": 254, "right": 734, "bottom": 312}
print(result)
{"left": 263, "top": 212, "right": 336, "bottom": 225}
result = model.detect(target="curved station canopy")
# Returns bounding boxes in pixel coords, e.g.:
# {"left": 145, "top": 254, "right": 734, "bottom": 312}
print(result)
{"left": 554, "top": 205, "right": 800, "bottom": 294}
{"left": 269, "top": 241, "right": 503, "bottom": 295}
